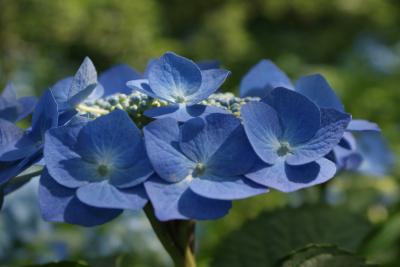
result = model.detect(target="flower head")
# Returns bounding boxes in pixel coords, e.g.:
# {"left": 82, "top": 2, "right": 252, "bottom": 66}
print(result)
{"left": 241, "top": 88, "right": 351, "bottom": 192}
{"left": 127, "top": 52, "right": 230, "bottom": 121}
{"left": 39, "top": 110, "right": 152, "bottom": 226}
{"left": 143, "top": 113, "right": 267, "bottom": 221}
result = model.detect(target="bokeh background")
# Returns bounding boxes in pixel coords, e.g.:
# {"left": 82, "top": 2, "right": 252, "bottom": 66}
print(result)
{"left": 0, "top": 0, "right": 399, "bottom": 266}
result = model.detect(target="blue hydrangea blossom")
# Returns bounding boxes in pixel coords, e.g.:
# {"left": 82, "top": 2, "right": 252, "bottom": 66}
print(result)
{"left": 0, "top": 83, "right": 37, "bottom": 122}
{"left": 39, "top": 110, "right": 153, "bottom": 226}
{"left": 143, "top": 113, "right": 267, "bottom": 221}
{"left": 241, "top": 88, "right": 351, "bottom": 192}
{"left": 127, "top": 52, "right": 230, "bottom": 121}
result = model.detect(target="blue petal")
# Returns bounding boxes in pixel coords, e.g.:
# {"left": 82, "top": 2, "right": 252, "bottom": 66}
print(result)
{"left": 39, "top": 169, "right": 122, "bottom": 227}
{"left": 30, "top": 90, "right": 59, "bottom": 141}
{"left": 246, "top": 158, "right": 336, "bottom": 192}
{"left": 17, "top": 96, "right": 37, "bottom": 120}
{"left": 196, "top": 60, "right": 220, "bottom": 70}
{"left": 148, "top": 52, "right": 202, "bottom": 102}
{"left": 263, "top": 88, "right": 321, "bottom": 144}
{"left": 180, "top": 113, "right": 256, "bottom": 176}
{"left": 287, "top": 108, "right": 351, "bottom": 165}
{"left": 0, "top": 119, "right": 24, "bottom": 151}
{"left": 0, "top": 149, "right": 42, "bottom": 185}
{"left": 189, "top": 175, "right": 268, "bottom": 200}
{"left": 179, "top": 114, "right": 254, "bottom": 175}
{"left": 347, "top": 119, "right": 380, "bottom": 132}
{"left": 240, "top": 59, "right": 293, "bottom": 98}
{"left": 76, "top": 182, "right": 147, "bottom": 210}
{"left": 126, "top": 79, "right": 160, "bottom": 99}
{"left": 144, "top": 118, "right": 194, "bottom": 182}
{"left": 0, "top": 134, "right": 37, "bottom": 162}
{"left": 144, "top": 175, "right": 231, "bottom": 221}
{"left": 241, "top": 102, "right": 282, "bottom": 164}
{"left": 0, "top": 97, "right": 19, "bottom": 122}
{"left": 2, "top": 82, "right": 17, "bottom": 101}
{"left": 99, "top": 64, "right": 142, "bottom": 96}
{"left": 44, "top": 123, "right": 89, "bottom": 188}
{"left": 68, "top": 57, "right": 98, "bottom": 100}
{"left": 144, "top": 104, "right": 229, "bottom": 122}
{"left": 85, "top": 83, "right": 104, "bottom": 101}
{"left": 295, "top": 74, "right": 344, "bottom": 112}
{"left": 356, "top": 132, "right": 394, "bottom": 176}
{"left": 186, "top": 69, "right": 230, "bottom": 105}
{"left": 50, "top": 77, "right": 73, "bottom": 111}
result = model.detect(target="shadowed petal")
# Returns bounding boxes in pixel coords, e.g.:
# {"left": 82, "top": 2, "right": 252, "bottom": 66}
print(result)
{"left": 240, "top": 59, "right": 293, "bottom": 98}
{"left": 144, "top": 104, "right": 229, "bottom": 122}
{"left": 263, "top": 88, "right": 321, "bottom": 144}
{"left": 100, "top": 64, "right": 142, "bottom": 96}
{"left": 287, "top": 108, "right": 351, "bottom": 165}
{"left": 295, "top": 74, "right": 344, "bottom": 112}
{"left": 39, "top": 169, "right": 122, "bottom": 227}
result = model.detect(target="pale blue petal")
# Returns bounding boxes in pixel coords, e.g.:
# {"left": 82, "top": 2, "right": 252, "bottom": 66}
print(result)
{"left": 295, "top": 74, "right": 344, "bottom": 112}
{"left": 144, "top": 175, "right": 231, "bottom": 221}
{"left": 287, "top": 108, "right": 351, "bottom": 165}
{"left": 186, "top": 69, "right": 230, "bottom": 104}
{"left": 246, "top": 158, "right": 336, "bottom": 192}
{"left": 148, "top": 52, "right": 202, "bottom": 102}
{"left": 263, "top": 87, "right": 321, "bottom": 144}
{"left": 144, "top": 118, "right": 194, "bottom": 182}
{"left": 2, "top": 82, "right": 17, "bottom": 101}
{"left": 196, "top": 60, "right": 220, "bottom": 70}
{"left": 347, "top": 119, "right": 380, "bottom": 132}
{"left": 241, "top": 102, "right": 282, "bottom": 164}
{"left": 69, "top": 57, "right": 97, "bottom": 99}
{"left": 189, "top": 175, "right": 268, "bottom": 200}
{"left": 76, "top": 182, "right": 147, "bottom": 210}
{"left": 50, "top": 77, "right": 73, "bottom": 111}
{"left": 240, "top": 59, "right": 293, "bottom": 98}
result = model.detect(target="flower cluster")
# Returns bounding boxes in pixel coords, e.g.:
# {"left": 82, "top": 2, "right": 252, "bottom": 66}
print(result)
{"left": 0, "top": 52, "right": 389, "bottom": 226}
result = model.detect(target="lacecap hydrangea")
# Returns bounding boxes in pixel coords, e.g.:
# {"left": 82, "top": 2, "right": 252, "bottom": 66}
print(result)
{"left": 0, "top": 51, "right": 388, "bottom": 225}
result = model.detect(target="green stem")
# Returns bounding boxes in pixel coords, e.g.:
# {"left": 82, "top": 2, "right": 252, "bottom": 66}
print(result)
{"left": 144, "top": 205, "right": 197, "bottom": 267}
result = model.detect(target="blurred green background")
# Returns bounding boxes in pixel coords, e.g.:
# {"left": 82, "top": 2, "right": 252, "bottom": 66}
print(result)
{"left": 0, "top": 0, "right": 400, "bottom": 266}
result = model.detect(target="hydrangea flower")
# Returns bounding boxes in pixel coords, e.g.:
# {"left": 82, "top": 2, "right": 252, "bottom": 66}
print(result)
{"left": 127, "top": 52, "right": 231, "bottom": 121}
{"left": 240, "top": 59, "right": 381, "bottom": 172}
{"left": 143, "top": 113, "right": 267, "bottom": 221}
{"left": 0, "top": 82, "right": 37, "bottom": 122}
{"left": 0, "top": 58, "right": 99, "bottom": 187}
{"left": 99, "top": 64, "right": 142, "bottom": 96}
{"left": 39, "top": 110, "right": 153, "bottom": 226}
{"left": 241, "top": 88, "right": 351, "bottom": 192}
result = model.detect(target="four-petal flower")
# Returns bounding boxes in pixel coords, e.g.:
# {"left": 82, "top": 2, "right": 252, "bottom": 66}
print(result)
{"left": 241, "top": 88, "right": 351, "bottom": 192}
{"left": 39, "top": 110, "right": 153, "bottom": 226}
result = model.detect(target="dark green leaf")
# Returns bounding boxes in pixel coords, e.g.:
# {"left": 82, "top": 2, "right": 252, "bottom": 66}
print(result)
{"left": 211, "top": 205, "right": 372, "bottom": 267}
{"left": 280, "top": 244, "right": 377, "bottom": 267}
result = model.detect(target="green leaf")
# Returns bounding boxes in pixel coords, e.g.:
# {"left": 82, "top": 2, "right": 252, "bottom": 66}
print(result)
{"left": 211, "top": 205, "right": 372, "bottom": 267}
{"left": 24, "top": 261, "right": 89, "bottom": 267}
{"left": 280, "top": 244, "right": 377, "bottom": 267}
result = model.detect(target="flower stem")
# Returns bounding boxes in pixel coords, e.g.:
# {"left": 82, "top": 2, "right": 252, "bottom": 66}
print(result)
{"left": 144, "top": 204, "right": 197, "bottom": 267}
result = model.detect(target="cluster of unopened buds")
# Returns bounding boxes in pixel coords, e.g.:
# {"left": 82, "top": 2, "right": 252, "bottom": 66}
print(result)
{"left": 0, "top": 52, "right": 382, "bottom": 226}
